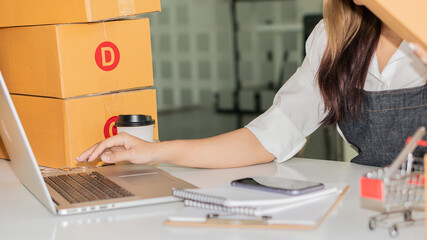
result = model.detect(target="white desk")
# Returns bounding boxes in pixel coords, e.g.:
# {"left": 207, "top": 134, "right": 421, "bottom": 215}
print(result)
{"left": 0, "top": 158, "right": 424, "bottom": 240}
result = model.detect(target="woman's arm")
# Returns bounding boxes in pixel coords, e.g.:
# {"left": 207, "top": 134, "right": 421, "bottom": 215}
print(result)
{"left": 76, "top": 128, "right": 275, "bottom": 168}
{"left": 76, "top": 20, "right": 329, "bottom": 169}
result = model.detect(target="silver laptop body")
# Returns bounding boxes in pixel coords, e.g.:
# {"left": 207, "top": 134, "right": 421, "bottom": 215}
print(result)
{"left": 0, "top": 72, "right": 196, "bottom": 215}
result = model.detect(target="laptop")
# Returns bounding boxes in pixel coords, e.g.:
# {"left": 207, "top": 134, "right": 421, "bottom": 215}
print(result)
{"left": 0, "top": 72, "right": 197, "bottom": 215}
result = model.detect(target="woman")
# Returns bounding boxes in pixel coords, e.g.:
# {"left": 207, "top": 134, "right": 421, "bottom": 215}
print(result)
{"left": 77, "top": 0, "right": 427, "bottom": 167}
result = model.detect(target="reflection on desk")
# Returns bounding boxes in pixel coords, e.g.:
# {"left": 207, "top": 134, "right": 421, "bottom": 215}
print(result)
{"left": 0, "top": 158, "right": 424, "bottom": 240}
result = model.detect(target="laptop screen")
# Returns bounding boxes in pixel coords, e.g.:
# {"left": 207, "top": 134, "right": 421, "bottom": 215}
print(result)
{"left": 0, "top": 71, "right": 56, "bottom": 214}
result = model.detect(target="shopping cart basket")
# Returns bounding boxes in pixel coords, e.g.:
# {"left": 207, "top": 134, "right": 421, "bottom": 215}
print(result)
{"left": 360, "top": 127, "right": 426, "bottom": 237}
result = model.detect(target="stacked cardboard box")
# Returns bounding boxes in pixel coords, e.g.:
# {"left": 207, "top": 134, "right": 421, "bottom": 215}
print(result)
{"left": 0, "top": 0, "right": 161, "bottom": 167}
{"left": 364, "top": 0, "right": 427, "bottom": 50}
{"left": 0, "top": 0, "right": 161, "bottom": 28}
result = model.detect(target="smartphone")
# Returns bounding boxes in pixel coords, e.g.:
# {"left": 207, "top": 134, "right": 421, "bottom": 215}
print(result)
{"left": 231, "top": 176, "right": 325, "bottom": 196}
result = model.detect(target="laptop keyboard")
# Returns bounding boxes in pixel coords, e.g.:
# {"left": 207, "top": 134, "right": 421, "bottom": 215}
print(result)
{"left": 44, "top": 171, "right": 134, "bottom": 204}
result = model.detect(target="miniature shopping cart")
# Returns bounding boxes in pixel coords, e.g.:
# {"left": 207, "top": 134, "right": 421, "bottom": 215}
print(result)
{"left": 360, "top": 127, "right": 426, "bottom": 238}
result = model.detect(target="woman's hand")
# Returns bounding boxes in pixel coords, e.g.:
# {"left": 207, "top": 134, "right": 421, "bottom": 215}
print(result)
{"left": 76, "top": 132, "right": 159, "bottom": 165}
{"left": 410, "top": 43, "right": 427, "bottom": 66}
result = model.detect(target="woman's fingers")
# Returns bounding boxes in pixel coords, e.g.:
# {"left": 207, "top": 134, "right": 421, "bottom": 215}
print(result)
{"left": 76, "top": 142, "right": 100, "bottom": 162}
{"left": 86, "top": 133, "right": 130, "bottom": 162}
{"left": 100, "top": 150, "right": 135, "bottom": 164}
{"left": 76, "top": 133, "right": 133, "bottom": 163}
{"left": 409, "top": 43, "right": 427, "bottom": 65}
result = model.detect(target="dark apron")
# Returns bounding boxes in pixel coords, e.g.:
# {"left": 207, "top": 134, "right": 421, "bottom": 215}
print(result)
{"left": 338, "top": 85, "right": 427, "bottom": 167}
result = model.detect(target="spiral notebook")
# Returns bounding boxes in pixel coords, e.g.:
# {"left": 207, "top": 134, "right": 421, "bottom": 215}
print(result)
{"left": 166, "top": 183, "right": 349, "bottom": 229}
{"left": 172, "top": 183, "right": 344, "bottom": 216}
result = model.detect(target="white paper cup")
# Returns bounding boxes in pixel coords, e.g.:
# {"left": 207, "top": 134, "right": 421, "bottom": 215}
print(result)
{"left": 117, "top": 125, "right": 154, "bottom": 142}
{"left": 115, "top": 115, "right": 155, "bottom": 142}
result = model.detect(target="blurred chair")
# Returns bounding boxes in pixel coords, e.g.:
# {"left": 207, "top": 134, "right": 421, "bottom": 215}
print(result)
{"left": 303, "top": 14, "right": 323, "bottom": 57}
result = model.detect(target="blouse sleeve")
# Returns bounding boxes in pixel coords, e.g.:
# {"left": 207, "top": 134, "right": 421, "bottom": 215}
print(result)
{"left": 245, "top": 20, "right": 328, "bottom": 163}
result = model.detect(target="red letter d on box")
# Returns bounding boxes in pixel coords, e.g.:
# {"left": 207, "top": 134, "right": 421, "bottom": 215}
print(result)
{"left": 95, "top": 41, "right": 120, "bottom": 71}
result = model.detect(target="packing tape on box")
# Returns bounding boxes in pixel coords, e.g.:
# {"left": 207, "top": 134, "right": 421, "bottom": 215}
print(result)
{"left": 85, "top": 0, "right": 93, "bottom": 21}
{"left": 84, "top": 0, "right": 136, "bottom": 20}
{"left": 119, "top": 0, "right": 136, "bottom": 16}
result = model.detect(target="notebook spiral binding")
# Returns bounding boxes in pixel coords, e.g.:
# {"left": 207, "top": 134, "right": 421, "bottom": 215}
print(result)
{"left": 173, "top": 188, "right": 261, "bottom": 216}
{"left": 173, "top": 188, "right": 227, "bottom": 206}
{"left": 183, "top": 199, "right": 258, "bottom": 216}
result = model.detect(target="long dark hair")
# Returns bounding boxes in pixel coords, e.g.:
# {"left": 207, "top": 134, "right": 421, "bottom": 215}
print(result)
{"left": 318, "top": 1, "right": 382, "bottom": 125}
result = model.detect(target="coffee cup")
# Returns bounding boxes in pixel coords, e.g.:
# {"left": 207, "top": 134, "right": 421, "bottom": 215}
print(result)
{"left": 104, "top": 115, "right": 155, "bottom": 142}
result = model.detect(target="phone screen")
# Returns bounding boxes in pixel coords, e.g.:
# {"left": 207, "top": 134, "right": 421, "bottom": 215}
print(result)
{"left": 231, "top": 176, "right": 324, "bottom": 195}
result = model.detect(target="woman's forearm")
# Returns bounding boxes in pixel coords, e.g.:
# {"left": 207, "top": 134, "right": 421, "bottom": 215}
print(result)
{"left": 155, "top": 128, "right": 275, "bottom": 168}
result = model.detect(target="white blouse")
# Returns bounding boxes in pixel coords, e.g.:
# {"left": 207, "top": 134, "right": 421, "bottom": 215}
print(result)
{"left": 245, "top": 20, "right": 427, "bottom": 163}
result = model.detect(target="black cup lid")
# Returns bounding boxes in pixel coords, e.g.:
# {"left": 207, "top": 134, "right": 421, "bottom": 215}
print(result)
{"left": 115, "top": 115, "right": 155, "bottom": 127}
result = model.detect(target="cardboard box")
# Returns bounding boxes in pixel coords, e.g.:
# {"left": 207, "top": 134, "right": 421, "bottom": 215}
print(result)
{"left": 0, "top": 137, "right": 8, "bottom": 159}
{"left": 0, "top": 0, "right": 161, "bottom": 28}
{"left": 11, "top": 89, "right": 158, "bottom": 168}
{"left": 0, "top": 18, "right": 154, "bottom": 98}
{"left": 363, "top": 0, "right": 427, "bottom": 50}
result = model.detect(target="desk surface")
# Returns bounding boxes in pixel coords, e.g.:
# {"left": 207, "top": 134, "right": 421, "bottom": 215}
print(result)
{"left": 0, "top": 158, "right": 424, "bottom": 240}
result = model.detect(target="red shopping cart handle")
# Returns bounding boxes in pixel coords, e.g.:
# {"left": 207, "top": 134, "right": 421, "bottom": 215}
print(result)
{"left": 405, "top": 137, "right": 427, "bottom": 147}
{"left": 408, "top": 175, "right": 425, "bottom": 186}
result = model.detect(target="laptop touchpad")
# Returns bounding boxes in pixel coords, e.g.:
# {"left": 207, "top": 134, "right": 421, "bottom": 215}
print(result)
{"left": 119, "top": 172, "right": 173, "bottom": 184}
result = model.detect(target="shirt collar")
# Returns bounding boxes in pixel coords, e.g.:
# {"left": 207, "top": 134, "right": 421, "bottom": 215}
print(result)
{"left": 368, "top": 41, "right": 413, "bottom": 80}
{"left": 389, "top": 41, "right": 413, "bottom": 63}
